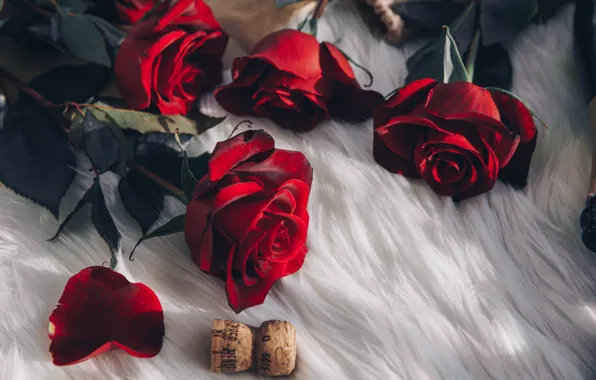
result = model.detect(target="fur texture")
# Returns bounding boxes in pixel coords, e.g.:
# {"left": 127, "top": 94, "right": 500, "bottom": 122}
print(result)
{"left": 2, "top": 3, "right": 596, "bottom": 380}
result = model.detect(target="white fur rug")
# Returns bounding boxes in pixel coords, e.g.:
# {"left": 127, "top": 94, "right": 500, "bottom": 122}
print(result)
{"left": 2, "top": 3, "right": 596, "bottom": 380}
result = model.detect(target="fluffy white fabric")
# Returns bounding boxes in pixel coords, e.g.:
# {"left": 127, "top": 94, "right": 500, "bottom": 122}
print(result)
{"left": 2, "top": 3, "right": 596, "bottom": 379}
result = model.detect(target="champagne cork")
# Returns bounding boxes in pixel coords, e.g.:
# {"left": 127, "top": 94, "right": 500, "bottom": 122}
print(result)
{"left": 255, "top": 320, "right": 297, "bottom": 376}
{"left": 210, "top": 319, "right": 297, "bottom": 376}
{"left": 210, "top": 320, "right": 255, "bottom": 373}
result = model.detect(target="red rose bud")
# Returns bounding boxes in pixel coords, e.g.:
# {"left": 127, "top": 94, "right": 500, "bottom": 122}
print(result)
{"left": 373, "top": 79, "right": 537, "bottom": 200}
{"left": 214, "top": 29, "right": 383, "bottom": 132}
{"left": 184, "top": 130, "right": 313, "bottom": 313}
{"left": 115, "top": 0, "right": 228, "bottom": 115}
{"left": 116, "top": 0, "right": 159, "bottom": 25}
{"left": 49, "top": 267, "right": 164, "bottom": 366}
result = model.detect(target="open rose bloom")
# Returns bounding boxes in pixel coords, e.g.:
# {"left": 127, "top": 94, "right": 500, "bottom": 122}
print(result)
{"left": 185, "top": 130, "right": 313, "bottom": 312}
{"left": 115, "top": 0, "right": 228, "bottom": 115}
{"left": 374, "top": 79, "right": 538, "bottom": 200}
{"left": 48, "top": 267, "right": 164, "bottom": 366}
{"left": 215, "top": 29, "right": 383, "bottom": 132}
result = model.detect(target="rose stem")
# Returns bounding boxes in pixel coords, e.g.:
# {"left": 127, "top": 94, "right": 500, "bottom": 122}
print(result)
{"left": 465, "top": 30, "right": 481, "bottom": 83}
{"left": 0, "top": 64, "right": 187, "bottom": 201}
{"left": 313, "top": 0, "right": 329, "bottom": 20}
{"left": 587, "top": 97, "right": 596, "bottom": 196}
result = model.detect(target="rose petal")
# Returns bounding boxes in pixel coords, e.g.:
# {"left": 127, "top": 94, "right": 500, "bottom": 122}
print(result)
{"left": 489, "top": 90, "right": 538, "bottom": 188}
{"left": 425, "top": 82, "right": 501, "bottom": 120}
{"left": 264, "top": 93, "right": 328, "bottom": 132}
{"left": 239, "top": 30, "right": 323, "bottom": 81}
{"left": 116, "top": 0, "right": 155, "bottom": 25}
{"left": 261, "top": 212, "right": 307, "bottom": 264}
{"left": 214, "top": 61, "right": 268, "bottom": 115}
{"left": 320, "top": 42, "right": 384, "bottom": 122}
{"left": 226, "top": 271, "right": 275, "bottom": 314}
{"left": 154, "top": 0, "right": 221, "bottom": 32}
{"left": 116, "top": 28, "right": 186, "bottom": 110}
{"left": 186, "top": 180, "right": 264, "bottom": 273}
{"left": 374, "top": 115, "right": 450, "bottom": 178}
{"left": 278, "top": 179, "right": 310, "bottom": 220}
{"left": 49, "top": 267, "right": 164, "bottom": 366}
{"left": 374, "top": 78, "right": 438, "bottom": 127}
{"left": 233, "top": 149, "right": 313, "bottom": 187}
{"left": 209, "top": 130, "right": 276, "bottom": 182}
{"left": 425, "top": 82, "right": 519, "bottom": 167}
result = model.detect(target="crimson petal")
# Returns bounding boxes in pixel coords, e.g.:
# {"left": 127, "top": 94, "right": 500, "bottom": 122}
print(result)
{"left": 489, "top": 90, "right": 538, "bottom": 189}
{"left": 209, "top": 130, "right": 275, "bottom": 182}
{"left": 425, "top": 82, "right": 519, "bottom": 167}
{"left": 242, "top": 30, "right": 323, "bottom": 80}
{"left": 214, "top": 60, "right": 268, "bottom": 116}
{"left": 49, "top": 267, "right": 164, "bottom": 366}
{"left": 374, "top": 78, "right": 438, "bottom": 127}
{"left": 233, "top": 149, "right": 313, "bottom": 188}
{"left": 320, "top": 42, "right": 384, "bottom": 122}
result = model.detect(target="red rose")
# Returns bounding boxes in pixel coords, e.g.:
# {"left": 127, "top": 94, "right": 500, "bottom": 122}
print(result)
{"left": 115, "top": 0, "right": 228, "bottom": 115}
{"left": 374, "top": 79, "right": 537, "bottom": 200}
{"left": 49, "top": 267, "right": 164, "bottom": 366}
{"left": 214, "top": 29, "right": 383, "bottom": 132}
{"left": 116, "top": 0, "right": 157, "bottom": 24}
{"left": 184, "top": 130, "right": 312, "bottom": 313}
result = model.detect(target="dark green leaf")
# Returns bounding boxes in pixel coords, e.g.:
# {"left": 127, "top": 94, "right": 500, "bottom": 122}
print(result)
{"left": 134, "top": 135, "right": 210, "bottom": 190}
{"left": 0, "top": 93, "right": 75, "bottom": 218}
{"left": 118, "top": 170, "right": 164, "bottom": 234}
{"left": 82, "top": 112, "right": 120, "bottom": 174}
{"left": 181, "top": 153, "right": 198, "bottom": 202}
{"left": 187, "top": 153, "right": 210, "bottom": 181}
{"left": 55, "top": 0, "right": 96, "bottom": 13}
{"left": 90, "top": 177, "right": 121, "bottom": 253}
{"left": 55, "top": 11, "right": 111, "bottom": 67}
{"left": 468, "top": 43, "right": 512, "bottom": 90}
{"left": 48, "top": 177, "right": 121, "bottom": 255}
{"left": 0, "top": 2, "right": 41, "bottom": 37}
{"left": 480, "top": 0, "right": 538, "bottom": 46}
{"left": 405, "top": 26, "right": 469, "bottom": 84}
{"left": 129, "top": 214, "right": 185, "bottom": 260}
{"left": 82, "top": 102, "right": 226, "bottom": 136}
{"left": 48, "top": 180, "right": 95, "bottom": 241}
{"left": 574, "top": 0, "right": 596, "bottom": 98}
{"left": 29, "top": 63, "right": 112, "bottom": 104}
{"left": 86, "top": 15, "right": 126, "bottom": 47}
{"left": 134, "top": 138, "right": 185, "bottom": 188}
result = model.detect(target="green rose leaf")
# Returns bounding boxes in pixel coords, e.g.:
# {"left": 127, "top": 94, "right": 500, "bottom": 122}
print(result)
{"left": 0, "top": 2, "right": 41, "bottom": 37}
{"left": 405, "top": 26, "right": 469, "bottom": 84}
{"left": 0, "top": 93, "right": 75, "bottom": 218}
{"left": 54, "top": 10, "right": 111, "bottom": 67}
{"left": 118, "top": 170, "right": 164, "bottom": 235}
{"left": 129, "top": 214, "right": 186, "bottom": 260}
{"left": 29, "top": 63, "right": 112, "bottom": 107}
{"left": 82, "top": 112, "right": 121, "bottom": 174}
{"left": 79, "top": 103, "right": 226, "bottom": 136}
{"left": 49, "top": 177, "right": 122, "bottom": 259}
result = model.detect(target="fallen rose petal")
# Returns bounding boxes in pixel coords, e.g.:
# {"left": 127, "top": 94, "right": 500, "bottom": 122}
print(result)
{"left": 49, "top": 267, "right": 164, "bottom": 366}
